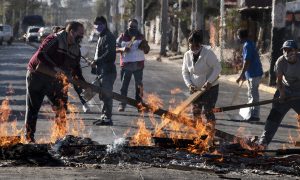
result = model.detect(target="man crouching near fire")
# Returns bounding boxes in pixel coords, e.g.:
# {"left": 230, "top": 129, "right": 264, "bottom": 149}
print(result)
{"left": 24, "top": 21, "right": 87, "bottom": 143}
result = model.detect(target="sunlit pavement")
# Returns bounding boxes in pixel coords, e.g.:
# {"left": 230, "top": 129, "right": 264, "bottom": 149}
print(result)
{"left": 0, "top": 42, "right": 299, "bottom": 150}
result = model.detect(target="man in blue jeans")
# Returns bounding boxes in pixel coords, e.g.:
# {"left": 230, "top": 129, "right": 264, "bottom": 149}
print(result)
{"left": 236, "top": 29, "right": 263, "bottom": 121}
{"left": 116, "top": 19, "right": 146, "bottom": 112}
{"left": 259, "top": 40, "right": 300, "bottom": 149}
{"left": 91, "top": 16, "right": 116, "bottom": 126}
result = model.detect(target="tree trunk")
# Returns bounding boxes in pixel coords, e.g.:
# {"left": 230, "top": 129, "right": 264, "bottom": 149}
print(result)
{"left": 160, "top": 0, "right": 168, "bottom": 56}
{"left": 269, "top": 0, "right": 286, "bottom": 86}
{"left": 171, "top": 17, "right": 178, "bottom": 52}
{"left": 135, "top": 0, "right": 142, "bottom": 32}
{"left": 195, "top": 0, "right": 204, "bottom": 30}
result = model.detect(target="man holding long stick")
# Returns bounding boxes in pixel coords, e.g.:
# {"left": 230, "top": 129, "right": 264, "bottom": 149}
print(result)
{"left": 25, "top": 21, "right": 87, "bottom": 143}
{"left": 259, "top": 40, "right": 300, "bottom": 149}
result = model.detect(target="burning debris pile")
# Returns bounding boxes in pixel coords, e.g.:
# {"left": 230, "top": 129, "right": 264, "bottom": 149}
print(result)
{"left": 0, "top": 143, "right": 62, "bottom": 167}
{"left": 53, "top": 136, "right": 300, "bottom": 176}
{"left": 0, "top": 134, "right": 299, "bottom": 176}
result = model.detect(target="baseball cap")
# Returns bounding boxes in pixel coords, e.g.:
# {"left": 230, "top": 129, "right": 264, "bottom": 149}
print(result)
{"left": 281, "top": 40, "right": 298, "bottom": 49}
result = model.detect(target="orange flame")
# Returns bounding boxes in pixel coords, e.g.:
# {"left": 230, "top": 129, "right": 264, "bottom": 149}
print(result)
{"left": 130, "top": 119, "right": 152, "bottom": 146}
{"left": 0, "top": 98, "right": 25, "bottom": 146}
{"left": 49, "top": 73, "right": 87, "bottom": 143}
{"left": 130, "top": 91, "right": 214, "bottom": 154}
{"left": 170, "top": 88, "right": 182, "bottom": 95}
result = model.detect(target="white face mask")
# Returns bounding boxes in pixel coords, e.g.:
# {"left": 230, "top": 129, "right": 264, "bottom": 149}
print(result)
{"left": 284, "top": 51, "right": 298, "bottom": 64}
{"left": 192, "top": 48, "right": 201, "bottom": 55}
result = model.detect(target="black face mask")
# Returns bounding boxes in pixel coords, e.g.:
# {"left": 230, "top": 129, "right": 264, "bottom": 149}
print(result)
{"left": 128, "top": 28, "right": 138, "bottom": 36}
{"left": 75, "top": 35, "right": 83, "bottom": 44}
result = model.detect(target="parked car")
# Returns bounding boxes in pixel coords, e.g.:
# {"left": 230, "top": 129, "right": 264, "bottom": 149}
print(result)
{"left": 25, "top": 26, "right": 41, "bottom": 42}
{"left": 0, "top": 24, "right": 13, "bottom": 45}
{"left": 38, "top": 26, "right": 52, "bottom": 42}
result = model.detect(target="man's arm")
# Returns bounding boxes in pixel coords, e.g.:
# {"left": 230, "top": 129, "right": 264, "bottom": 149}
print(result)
{"left": 206, "top": 51, "right": 222, "bottom": 84}
{"left": 237, "top": 44, "right": 251, "bottom": 83}
{"left": 236, "top": 60, "right": 250, "bottom": 83}
{"left": 276, "top": 72, "right": 285, "bottom": 100}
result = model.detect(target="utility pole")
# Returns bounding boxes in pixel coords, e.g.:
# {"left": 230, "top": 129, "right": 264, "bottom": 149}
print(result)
{"left": 220, "top": 0, "right": 225, "bottom": 62}
{"left": 160, "top": 0, "right": 168, "bottom": 56}
{"left": 177, "top": 0, "right": 182, "bottom": 54}
{"left": 269, "top": 0, "right": 286, "bottom": 86}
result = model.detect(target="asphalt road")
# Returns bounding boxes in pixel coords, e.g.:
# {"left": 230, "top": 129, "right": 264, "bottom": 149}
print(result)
{"left": 0, "top": 42, "right": 299, "bottom": 179}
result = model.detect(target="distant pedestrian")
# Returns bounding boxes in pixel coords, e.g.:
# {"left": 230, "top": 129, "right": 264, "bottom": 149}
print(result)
{"left": 91, "top": 16, "right": 117, "bottom": 126}
{"left": 182, "top": 29, "right": 221, "bottom": 132}
{"left": 259, "top": 40, "right": 300, "bottom": 149}
{"left": 116, "top": 18, "right": 149, "bottom": 112}
{"left": 236, "top": 29, "right": 263, "bottom": 121}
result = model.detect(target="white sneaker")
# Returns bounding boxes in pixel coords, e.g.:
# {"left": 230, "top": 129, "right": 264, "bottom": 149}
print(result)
{"left": 82, "top": 103, "right": 90, "bottom": 113}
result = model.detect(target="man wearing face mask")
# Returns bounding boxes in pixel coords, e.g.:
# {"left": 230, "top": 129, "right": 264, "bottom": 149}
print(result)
{"left": 90, "top": 16, "right": 117, "bottom": 126}
{"left": 259, "top": 40, "right": 300, "bottom": 149}
{"left": 25, "top": 21, "right": 86, "bottom": 143}
{"left": 236, "top": 29, "right": 263, "bottom": 121}
{"left": 116, "top": 19, "right": 146, "bottom": 112}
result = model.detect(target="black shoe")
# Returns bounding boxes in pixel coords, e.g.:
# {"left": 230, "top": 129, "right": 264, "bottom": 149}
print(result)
{"left": 93, "top": 119, "right": 103, "bottom": 125}
{"left": 94, "top": 118, "right": 113, "bottom": 126}
{"left": 247, "top": 117, "right": 260, "bottom": 122}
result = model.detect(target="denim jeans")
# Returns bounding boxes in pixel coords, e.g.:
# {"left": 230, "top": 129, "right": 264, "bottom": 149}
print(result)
{"left": 246, "top": 76, "right": 261, "bottom": 118}
{"left": 99, "top": 72, "right": 117, "bottom": 118}
{"left": 259, "top": 89, "right": 300, "bottom": 145}
{"left": 73, "top": 85, "right": 87, "bottom": 105}
{"left": 119, "top": 68, "right": 143, "bottom": 108}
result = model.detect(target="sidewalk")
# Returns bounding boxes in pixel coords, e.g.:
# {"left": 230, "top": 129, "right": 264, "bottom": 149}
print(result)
{"left": 147, "top": 43, "right": 276, "bottom": 94}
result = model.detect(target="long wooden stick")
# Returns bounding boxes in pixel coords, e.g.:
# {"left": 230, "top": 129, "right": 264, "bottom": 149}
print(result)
{"left": 214, "top": 96, "right": 300, "bottom": 113}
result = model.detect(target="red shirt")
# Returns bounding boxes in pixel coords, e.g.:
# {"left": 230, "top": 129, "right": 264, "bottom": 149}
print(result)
{"left": 28, "top": 32, "right": 84, "bottom": 80}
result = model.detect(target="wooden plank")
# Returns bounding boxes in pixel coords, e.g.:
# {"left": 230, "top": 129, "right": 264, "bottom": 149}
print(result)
{"left": 173, "top": 76, "right": 219, "bottom": 115}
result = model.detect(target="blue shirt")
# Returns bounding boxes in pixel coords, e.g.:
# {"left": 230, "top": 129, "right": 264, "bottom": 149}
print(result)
{"left": 243, "top": 40, "right": 263, "bottom": 79}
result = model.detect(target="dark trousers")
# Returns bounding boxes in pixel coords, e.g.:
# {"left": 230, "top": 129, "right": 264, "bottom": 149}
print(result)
{"left": 99, "top": 73, "right": 117, "bottom": 118}
{"left": 25, "top": 71, "right": 68, "bottom": 139}
{"left": 192, "top": 85, "right": 219, "bottom": 121}
{"left": 73, "top": 85, "right": 86, "bottom": 105}
{"left": 119, "top": 68, "right": 143, "bottom": 107}
{"left": 259, "top": 89, "right": 300, "bottom": 145}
